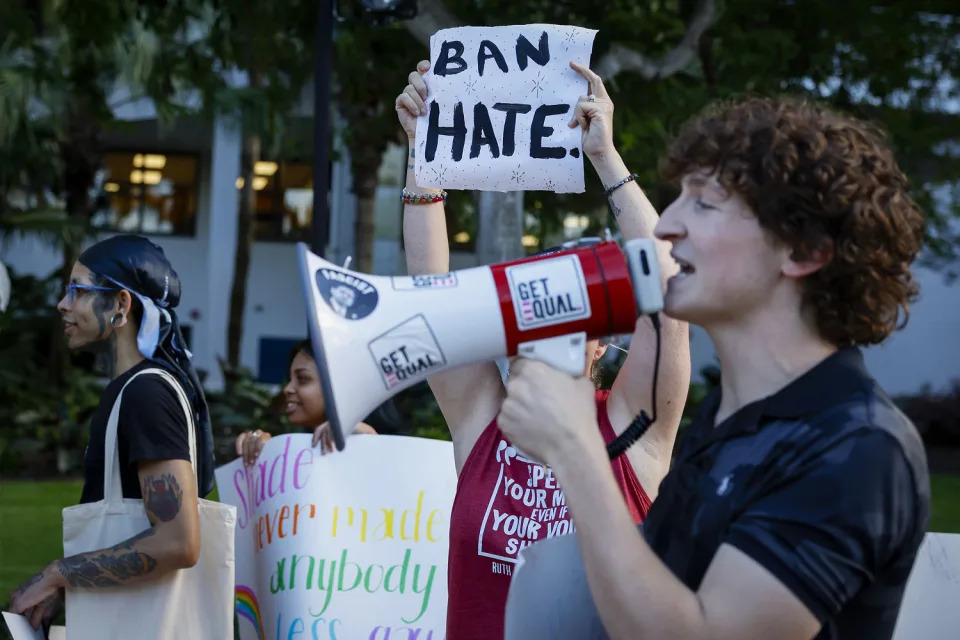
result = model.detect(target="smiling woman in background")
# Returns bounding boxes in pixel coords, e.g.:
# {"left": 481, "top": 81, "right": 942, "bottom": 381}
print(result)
{"left": 234, "top": 339, "right": 377, "bottom": 465}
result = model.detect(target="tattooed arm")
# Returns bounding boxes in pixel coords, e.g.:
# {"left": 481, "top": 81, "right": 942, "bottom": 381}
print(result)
{"left": 10, "top": 459, "right": 200, "bottom": 627}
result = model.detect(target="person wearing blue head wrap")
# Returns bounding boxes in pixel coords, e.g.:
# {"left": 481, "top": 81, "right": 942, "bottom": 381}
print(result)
{"left": 10, "top": 234, "right": 211, "bottom": 631}
{"left": 74, "top": 234, "right": 215, "bottom": 497}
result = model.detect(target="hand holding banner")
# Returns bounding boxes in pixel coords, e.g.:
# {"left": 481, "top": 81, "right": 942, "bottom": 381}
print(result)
{"left": 215, "top": 434, "right": 457, "bottom": 640}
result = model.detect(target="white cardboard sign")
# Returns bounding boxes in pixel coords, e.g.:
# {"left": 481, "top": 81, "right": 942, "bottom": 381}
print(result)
{"left": 215, "top": 434, "right": 457, "bottom": 640}
{"left": 415, "top": 24, "right": 598, "bottom": 193}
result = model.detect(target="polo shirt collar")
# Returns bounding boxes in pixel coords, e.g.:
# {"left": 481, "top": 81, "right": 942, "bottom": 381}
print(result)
{"left": 682, "top": 348, "right": 871, "bottom": 457}
{"left": 760, "top": 347, "right": 871, "bottom": 420}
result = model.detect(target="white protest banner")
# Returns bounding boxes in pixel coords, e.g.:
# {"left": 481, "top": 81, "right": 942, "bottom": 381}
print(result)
{"left": 414, "top": 24, "right": 598, "bottom": 193}
{"left": 215, "top": 434, "right": 457, "bottom": 640}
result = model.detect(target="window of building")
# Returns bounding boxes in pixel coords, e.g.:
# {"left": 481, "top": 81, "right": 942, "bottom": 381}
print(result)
{"left": 240, "top": 161, "right": 314, "bottom": 242}
{"left": 91, "top": 152, "right": 199, "bottom": 236}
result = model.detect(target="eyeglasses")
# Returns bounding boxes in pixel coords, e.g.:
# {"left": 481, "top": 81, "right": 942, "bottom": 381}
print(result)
{"left": 64, "top": 283, "right": 116, "bottom": 304}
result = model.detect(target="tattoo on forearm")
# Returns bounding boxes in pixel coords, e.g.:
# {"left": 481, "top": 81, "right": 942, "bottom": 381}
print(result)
{"left": 58, "top": 552, "right": 156, "bottom": 587}
{"left": 143, "top": 473, "right": 184, "bottom": 522}
{"left": 14, "top": 570, "right": 43, "bottom": 597}
{"left": 608, "top": 197, "right": 623, "bottom": 218}
{"left": 57, "top": 528, "right": 160, "bottom": 588}
{"left": 408, "top": 147, "right": 415, "bottom": 170}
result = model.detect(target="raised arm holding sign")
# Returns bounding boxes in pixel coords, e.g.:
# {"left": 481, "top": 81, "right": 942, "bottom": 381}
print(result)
{"left": 395, "top": 24, "right": 691, "bottom": 638}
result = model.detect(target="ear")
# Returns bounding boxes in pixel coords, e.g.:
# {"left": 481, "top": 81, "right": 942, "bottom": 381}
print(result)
{"left": 115, "top": 289, "right": 134, "bottom": 316}
{"left": 782, "top": 238, "right": 833, "bottom": 279}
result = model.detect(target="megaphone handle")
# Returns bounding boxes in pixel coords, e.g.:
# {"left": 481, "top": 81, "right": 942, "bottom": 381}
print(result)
{"left": 516, "top": 333, "right": 588, "bottom": 377}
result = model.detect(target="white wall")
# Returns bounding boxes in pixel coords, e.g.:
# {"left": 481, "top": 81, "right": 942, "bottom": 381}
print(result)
{"left": 687, "top": 265, "right": 960, "bottom": 397}
{"left": 863, "top": 266, "right": 960, "bottom": 396}
{"left": 238, "top": 242, "right": 309, "bottom": 375}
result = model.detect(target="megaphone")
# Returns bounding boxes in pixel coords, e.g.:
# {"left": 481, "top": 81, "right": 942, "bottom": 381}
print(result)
{"left": 298, "top": 239, "right": 663, "bottom": 451}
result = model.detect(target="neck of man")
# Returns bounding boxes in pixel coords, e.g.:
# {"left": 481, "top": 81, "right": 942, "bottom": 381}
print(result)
{"left": 95, "top": 329, "right": 147, "bottom": 380}
{"left": 706, "top": 293, "right": 837, "bottom": 426}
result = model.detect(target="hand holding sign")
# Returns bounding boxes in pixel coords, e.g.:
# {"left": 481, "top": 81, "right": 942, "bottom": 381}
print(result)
{"left": 395, "top": 60, "right": 431, "bottom": 140}
{"left": 414, "top": 24, "right": 598, "bottom": 193}
{"left": 568, "top": 61, "right": 616, "bottom": 162}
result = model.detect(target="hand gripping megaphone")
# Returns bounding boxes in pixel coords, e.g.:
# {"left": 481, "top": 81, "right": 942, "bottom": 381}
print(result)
{"left": 297, "top": 239, "right": 663, "bottom": 451}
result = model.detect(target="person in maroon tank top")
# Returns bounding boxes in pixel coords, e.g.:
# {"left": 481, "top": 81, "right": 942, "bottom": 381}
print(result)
{"left": 394, "top": 60, "right": 691, "bottom": 639}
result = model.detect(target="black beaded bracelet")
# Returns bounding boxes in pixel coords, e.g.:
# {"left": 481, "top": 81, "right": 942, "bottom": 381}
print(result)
{"left": 603, "top": 172, "right": 639, "bottom": 198}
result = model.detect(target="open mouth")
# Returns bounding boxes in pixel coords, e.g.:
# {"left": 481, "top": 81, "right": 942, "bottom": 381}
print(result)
{"left": 672, "top": 255, "right": 695, "bottom": 278}
{"left": 285, "top": 402, "right": 300, "bottom": 415}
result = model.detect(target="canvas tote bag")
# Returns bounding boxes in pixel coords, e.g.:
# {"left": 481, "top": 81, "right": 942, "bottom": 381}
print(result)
{"left": 62, "top": 368, "right": 236, "bottom": 640}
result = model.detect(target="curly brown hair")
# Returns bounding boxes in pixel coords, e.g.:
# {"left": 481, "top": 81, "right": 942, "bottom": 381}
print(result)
{"left": 662, "top": 96, "right": 925, "bottom": 347}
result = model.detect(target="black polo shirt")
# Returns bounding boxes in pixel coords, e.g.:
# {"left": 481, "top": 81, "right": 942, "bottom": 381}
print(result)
{"left": 643, "top": 348, "right": 930, "bottom": 639}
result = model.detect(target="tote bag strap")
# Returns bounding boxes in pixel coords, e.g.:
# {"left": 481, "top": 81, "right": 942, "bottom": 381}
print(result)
{"left": 103, "top": 368, "right": 197, "bottom": 504}
{"left": 145, "top": 368, "right": 198, "bottom": 475}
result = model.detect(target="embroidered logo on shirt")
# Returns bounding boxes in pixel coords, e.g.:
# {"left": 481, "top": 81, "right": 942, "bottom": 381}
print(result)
{"left": 716, "top": 474, "right": 733, "bottom": 496}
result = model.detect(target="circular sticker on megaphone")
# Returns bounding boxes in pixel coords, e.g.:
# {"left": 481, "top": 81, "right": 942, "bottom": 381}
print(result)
{"left": 315, "top": 267, "right": 379, "bottom": 320}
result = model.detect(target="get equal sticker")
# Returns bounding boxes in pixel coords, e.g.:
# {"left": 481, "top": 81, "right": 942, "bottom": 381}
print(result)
{"left": 506, "top": 255, "right": 590, "bottom": 330}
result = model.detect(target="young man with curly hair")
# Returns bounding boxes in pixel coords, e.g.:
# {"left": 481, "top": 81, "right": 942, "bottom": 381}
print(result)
{"left": 499, "top": 97, "right": 930, "bottom": 640}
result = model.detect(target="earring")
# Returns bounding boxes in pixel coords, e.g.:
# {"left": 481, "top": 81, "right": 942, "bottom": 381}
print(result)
{"left": 111, "top": 313, "right": 124, "bottom": 327}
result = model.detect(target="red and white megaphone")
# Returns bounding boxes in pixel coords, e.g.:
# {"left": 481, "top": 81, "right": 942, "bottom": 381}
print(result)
{"left": 297, "top": 239, "right": 663, "bottom": 450}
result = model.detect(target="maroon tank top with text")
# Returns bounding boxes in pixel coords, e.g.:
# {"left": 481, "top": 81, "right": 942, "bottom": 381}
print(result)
{"left": 445, "top": 389, "right": 652, "bottom": 639}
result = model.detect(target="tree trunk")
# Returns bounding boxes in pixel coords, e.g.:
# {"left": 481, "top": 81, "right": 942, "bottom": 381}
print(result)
{"left": 226, "top": 132, "right": 260, "bottom": 374}
{"left": 475, "top": 191, "right": 525, "bottom": 264}
{"left": 50, "top": 98, "right": 101, "bottom": 386}
{"left": 354, "top": 191, "right": 376, "bottom": 273}
{"left": 350, "top": 146, "right": 383, "bottom": 274}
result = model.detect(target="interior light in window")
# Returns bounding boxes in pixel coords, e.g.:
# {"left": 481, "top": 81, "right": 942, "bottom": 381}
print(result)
{"left": 522, "top": 235, "right": 539, "bottom": 247}
{"left": 133, "top": 154, "right": 166, "bottom": 169}
{"left": 104, "top": 183, "right": 120, "bottom": 193}
{"left": 252, "top": 176, "right": 269, "bottom": 191}
{"left": 143, "top": 154, "right": 166, "bottom": 169}
{"left": 454, "top": 231, "right": 470, "bottom": 243}
{"left": 254, "top": 161, "right": 278, "bottom": 176}
{"left": 132, "top": 170, "right": 162, "bottom": 185}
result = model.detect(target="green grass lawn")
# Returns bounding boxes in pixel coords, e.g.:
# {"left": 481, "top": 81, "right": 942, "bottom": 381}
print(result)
{"left": 1, "top": 475, "right": 959, "bottom": 610}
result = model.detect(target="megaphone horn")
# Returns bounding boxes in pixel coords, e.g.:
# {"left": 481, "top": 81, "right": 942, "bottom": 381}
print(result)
{"left": 298, "top": 239, "right": 662, "bottom": 450}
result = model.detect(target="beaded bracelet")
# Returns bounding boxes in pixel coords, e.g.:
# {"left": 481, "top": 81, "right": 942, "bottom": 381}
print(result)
{"left": 402, "top": 188, "right": 447, "bottom": 205}
{"left": 603, "top": 172, "right": 639, "bottom": 198}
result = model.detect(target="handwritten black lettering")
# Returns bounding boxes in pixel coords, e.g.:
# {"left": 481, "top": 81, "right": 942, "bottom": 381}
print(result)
{"left": 492, "top": 103, "right": 532, "bottom": 157}
{"left": 425, "top": 101, "right": 467, "bottom": 162}
{"left": 516, "top": 32, "right": 550, "bottom": 71}
{"left": 530, "top": 104, "right": 570, "bottom": 159}
{"left": 470, "top": 103, "right": 501, "bottom": 159}
{"left": 478, "top": 40, "right": 509, "bottom": 77}
{"left": 435, "top": 40, "right": 467, "bottom": 76}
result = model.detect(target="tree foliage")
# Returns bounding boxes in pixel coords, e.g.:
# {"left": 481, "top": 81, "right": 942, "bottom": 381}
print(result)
{"left": 427, "top": 0, "right": 959, "bottom": 271}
